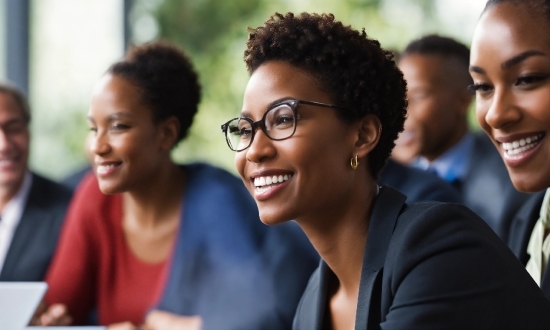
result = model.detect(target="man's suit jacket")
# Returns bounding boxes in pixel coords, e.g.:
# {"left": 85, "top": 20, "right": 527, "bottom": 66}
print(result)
{"left": 461, "top": 133, "right": 530, "bottom": 241}
{"left": 379, "top": 159, "right": 461, "bottom": 204}
{"left": 0, "top": 173, "right": 73, "bottom": 281}
{"left": 508, "top": 190, "right": 550, "bottom": 299}
{"left": 293, "top": 186, "right": 550, "bottom": 329}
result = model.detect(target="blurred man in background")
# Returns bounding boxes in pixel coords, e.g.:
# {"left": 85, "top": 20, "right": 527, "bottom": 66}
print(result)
{"left": 397, "top": 35, "right": 530, "bottom": 241}
{"left": 0, "top": 82, "right": 72, "bottom": 281}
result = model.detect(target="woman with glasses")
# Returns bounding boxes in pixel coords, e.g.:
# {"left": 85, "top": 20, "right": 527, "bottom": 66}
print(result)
{"left": 470, "top": 0, "right": 550, "bottom": 300}
{"left": 37, "top": 41, "right": 318, "bottom": 330}
{"left": 222, "top": 12, "right": 550, "bottom": 329}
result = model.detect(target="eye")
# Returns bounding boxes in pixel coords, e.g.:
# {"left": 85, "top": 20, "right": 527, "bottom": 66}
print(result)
{"left": 515, "top": 75, "right": 546, "bottom": 86}
{"left": 467, "top": 83, "right": 493, "bottom": 94}
{"left": 111, "top": 123, "right": 130, "bottom": 131}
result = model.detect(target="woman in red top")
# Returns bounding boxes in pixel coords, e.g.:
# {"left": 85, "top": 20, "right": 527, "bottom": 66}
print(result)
{"left": 37, "top": 41, "right": 202, "bottom": 329}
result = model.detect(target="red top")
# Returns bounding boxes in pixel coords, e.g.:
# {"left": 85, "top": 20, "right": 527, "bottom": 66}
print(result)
{"left": 45, "top": 173, "right": 170, "bottom": 326}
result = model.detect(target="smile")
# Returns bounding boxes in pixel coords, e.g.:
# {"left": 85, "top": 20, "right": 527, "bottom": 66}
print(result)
{"left": 254, "top": 174, "right": 293, "bottom": 187}
{"left": 96, "top": 163, "right": 121, "bottom": 174}
{"left": 501, "top": 134, "right": 543, "bottom": 156}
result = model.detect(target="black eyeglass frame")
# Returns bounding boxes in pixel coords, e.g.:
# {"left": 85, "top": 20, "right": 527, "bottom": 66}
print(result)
{"left": 220, "top": 99, "right": 343, "bottom": 152}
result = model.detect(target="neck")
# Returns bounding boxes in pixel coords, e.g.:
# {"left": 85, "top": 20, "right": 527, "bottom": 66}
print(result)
{"left": 297, "top": 179, "right": 377, "bottom": 296}
{"left": 123, "top": 162, "right": 186, "bottom": 228}
{"left": 424, "top": 125, "right": 468, "bottom": 162}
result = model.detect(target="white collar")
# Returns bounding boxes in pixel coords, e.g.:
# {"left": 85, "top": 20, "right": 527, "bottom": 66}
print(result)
{"left": 1, "top": 172, "right": 33, "bottom": 229}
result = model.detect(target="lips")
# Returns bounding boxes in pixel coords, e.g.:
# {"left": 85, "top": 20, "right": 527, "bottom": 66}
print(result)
{"left": 249, "top": 170, "right": 294, "bottom": 199}
{"left": 95, "top": 161, "right": 122, "bottom": 175}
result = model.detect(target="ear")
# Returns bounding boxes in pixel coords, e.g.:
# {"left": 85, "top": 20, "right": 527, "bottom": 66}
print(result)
{"left": 157, "top": 116, "right": 181, "bottom": 151}
{"left": 353, "top": 114, "right": 381, "bottom": 159}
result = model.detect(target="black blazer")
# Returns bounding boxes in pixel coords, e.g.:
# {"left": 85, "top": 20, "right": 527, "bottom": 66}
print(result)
{"left": 0, "top": 173, "right": 73, "bottom": 281}
{"left": 461, "top": 133, "right": 530, "bottom": 241}
{"left": 508, "top": 190, "right": 550, "bottom": 300}
{"left": 293, "top": 186, "right": 550, "bottom": 329}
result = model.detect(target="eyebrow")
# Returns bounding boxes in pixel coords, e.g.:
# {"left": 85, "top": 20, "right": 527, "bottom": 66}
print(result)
{"left": 87, "top": 112, "right": 135, "bottom": 123}
{"left": 240, "top": 97, "right": 295, "bottom": 118}
{"left": 470, "top": 50, "right": 547, "bottom": 74}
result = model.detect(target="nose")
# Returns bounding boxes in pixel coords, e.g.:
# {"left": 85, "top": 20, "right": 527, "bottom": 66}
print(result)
{"left": 481, "top": 88, "right": 521, "bottom": 130}
{"left": 88, "top": 131, "right": 111, "bottom": 156}
{"left": 245, "top": 129, "right": 276, "bottom": 163}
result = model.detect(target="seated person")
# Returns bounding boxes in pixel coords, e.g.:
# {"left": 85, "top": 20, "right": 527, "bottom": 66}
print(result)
{"left": 222, "top": 12, "right": 550, "bottom": 329}
{"left": 38, "top": 41, "right": 318, "bottom": 330}
{"left": 470, "top": 0, "right": 550, "bottom": 300}
{"left": 0, "top": 83, "right": 72, "bottom": 282}
{"left": 398, "top": 34, "right": 530, "bottom": 241}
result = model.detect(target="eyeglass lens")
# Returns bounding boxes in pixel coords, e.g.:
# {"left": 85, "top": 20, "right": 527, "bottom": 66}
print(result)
{"left": 226, "top": 102, "right": 296, "bottom": 151}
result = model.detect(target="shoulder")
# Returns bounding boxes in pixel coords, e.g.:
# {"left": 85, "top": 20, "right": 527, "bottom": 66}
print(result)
{"left": 379, "top": 160, "right": 461, "bottom": 203}
{"left": 29, "top": 172, "right": 73, "bottom": 207}
{"left": 183, "top": 162, "right": 256, "bottom": 214}
{"left": 292, "top": 264, "right": 322, "bottom": 329}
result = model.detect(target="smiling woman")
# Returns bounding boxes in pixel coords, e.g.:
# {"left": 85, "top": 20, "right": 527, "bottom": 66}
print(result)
{"left": 223, "top": 12, "right": 550, "bottom": 329}
{"left": 36, "top": 41, "right": 318, "bottom": 330}
{"left": 470, "top": 0, "right": 550, "bottom": 299}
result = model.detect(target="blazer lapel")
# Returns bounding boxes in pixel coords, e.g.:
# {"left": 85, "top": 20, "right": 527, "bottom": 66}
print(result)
{"left": 0, "top": 176, "right": 42, "bottom": 280}
{"left": 355, "top": 186, "right": 406, "bottom": 329}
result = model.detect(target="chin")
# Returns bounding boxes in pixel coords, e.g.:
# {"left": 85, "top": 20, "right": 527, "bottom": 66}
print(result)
{"left": 97, "top": 180, "right": 124, "bottom": 195}
{"left": 258, "top": 209, "right": 291, "bottom": 226}
{"left": 510, "top": 172, "right": 550, "bottom": 193}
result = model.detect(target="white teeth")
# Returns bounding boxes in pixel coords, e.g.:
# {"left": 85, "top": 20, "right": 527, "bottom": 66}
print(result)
{"left": 502, "top": 134, "right": 543, "bottom": 156}
{"left": 97, "top": 164, "right": 118, "bottom": 174}
{"left": 254, "top": 174, "right": 293, "bottom": 188}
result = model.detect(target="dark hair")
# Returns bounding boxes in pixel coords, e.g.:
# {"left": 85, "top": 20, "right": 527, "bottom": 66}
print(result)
{"left": 402, "top": 34, "right": 473, "bottom": 85}
{"left": 484, "top": 0, "right": 550, "bottom": 21}
{"left": 0, "top": 83, "right": 30, "bottom": 123}
{"left": 244, "top": 12, "right": 407, "bottom": 177}
{"left": 108, "top": 41, "right": 201, "bottom": 144}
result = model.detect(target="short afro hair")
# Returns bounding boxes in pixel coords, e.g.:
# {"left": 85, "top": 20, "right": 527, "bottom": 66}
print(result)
{"left": 108, "top": 40, "right": 201, "bottom": 145}
{"left": 244, "top": 12, "right": 407, "bottom": 178}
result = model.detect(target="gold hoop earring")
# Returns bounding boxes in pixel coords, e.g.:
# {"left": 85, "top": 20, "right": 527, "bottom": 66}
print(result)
{"left": 350, "top": 154, "right": 359, "bottom": 170}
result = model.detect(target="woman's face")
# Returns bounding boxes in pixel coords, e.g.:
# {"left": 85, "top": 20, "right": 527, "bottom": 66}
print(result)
{"left": 235, "top": 61, "right": 362, "bottom": 225}
{"left": 470, "top": 3, "right": 550, "bottom": 192}
{"left": 88, "top": 74, "right": 168, "bottom": 194}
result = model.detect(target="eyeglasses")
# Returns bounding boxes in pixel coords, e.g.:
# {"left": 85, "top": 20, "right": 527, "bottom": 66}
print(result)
{"left": 221, "top": 99, "right": 343, "bottom": 152}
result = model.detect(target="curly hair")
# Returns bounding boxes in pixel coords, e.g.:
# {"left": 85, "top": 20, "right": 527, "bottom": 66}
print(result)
{"left": 244, "top": 12, "right": 407, "bottom": 177}
{"left": 108, "top": 41, "right": 201, "bottom": 145}
{"left": 484, "top": 0, "right": 550, "bottom": 21}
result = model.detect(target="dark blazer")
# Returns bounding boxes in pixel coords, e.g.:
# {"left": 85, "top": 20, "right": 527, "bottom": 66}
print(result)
{"left": 461, "top": 133, "right": 530, "bottom": 241}
{"left": 293, "top": 186, "right": 550, "bottom": 329}
{"left": 508, "top": 190, "right": 550, "bottom": 299}
{"left": 0, "top": 173, "right": 73, "bottom": 281}
{"left": 379, "top": 159, "right": 461, "bottom": 204}
{"left": 156, "top": 163, "right": 319, "bottom": 330}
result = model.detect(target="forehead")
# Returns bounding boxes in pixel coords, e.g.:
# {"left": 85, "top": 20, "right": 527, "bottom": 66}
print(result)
{"left": 0, "top": 92, "right": 25, "bottom": 122}
{"left": 399, "top": 54, "right": 458, "bottom": 86}
{"left": 242, "top": 61, "right": 332, "bottom": 117}
{"left": 472, "top": 4, "right": 550, "bottom": 63}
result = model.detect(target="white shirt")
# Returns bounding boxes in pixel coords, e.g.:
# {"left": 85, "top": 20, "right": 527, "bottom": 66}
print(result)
{"left": 0, "top": 172, "right": 33, "bottom": 273}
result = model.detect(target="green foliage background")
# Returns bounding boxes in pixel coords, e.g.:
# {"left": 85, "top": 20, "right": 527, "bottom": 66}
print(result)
{"left": 28, "top": 0, "right": 482, "bottom": 179}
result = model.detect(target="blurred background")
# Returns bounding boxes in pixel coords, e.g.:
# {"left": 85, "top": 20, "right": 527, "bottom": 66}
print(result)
{"left": 0, "top": 0, "right": 485, "bottom": 180}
